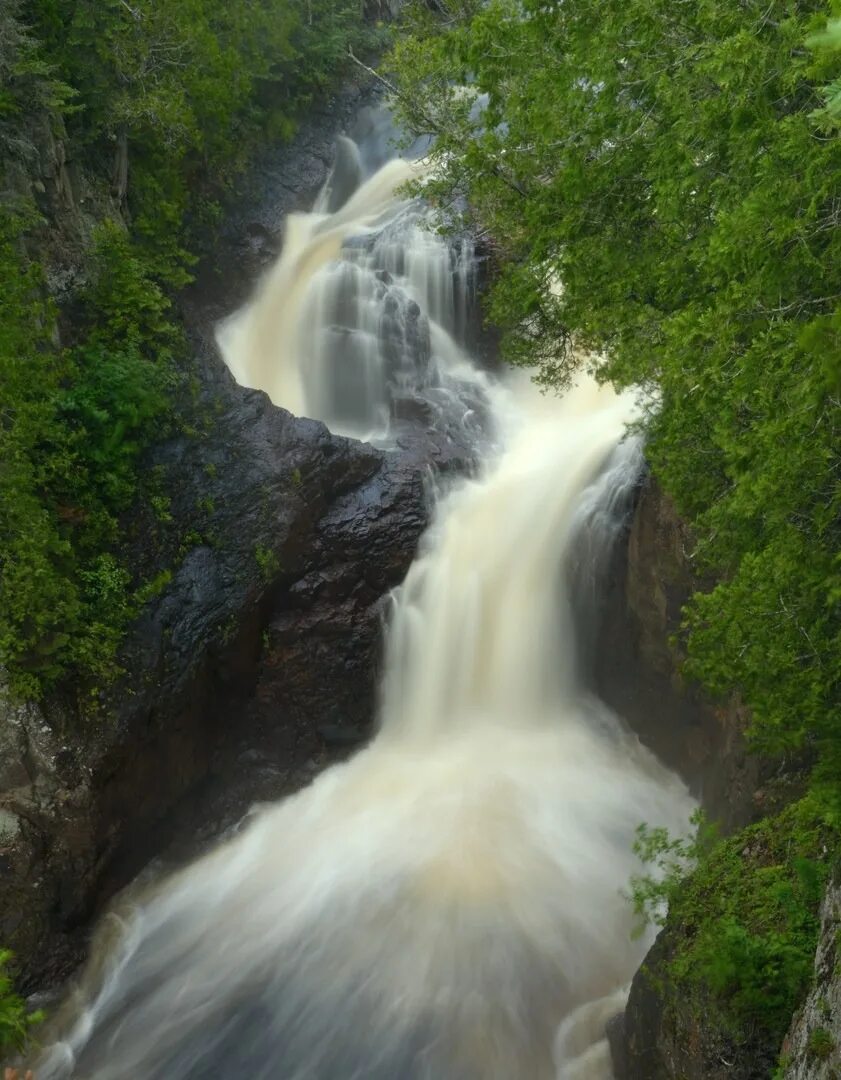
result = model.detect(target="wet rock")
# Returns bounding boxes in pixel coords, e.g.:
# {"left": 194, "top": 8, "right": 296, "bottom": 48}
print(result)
{"left": 317, "top": 725, "right": 368, "bottom": 747}
{"left": 322, "top": 135, "right": 363, "bottom": 213}
{"left": 0, "top": 373, "right": 431, "bottom": 988}
{"left": 602, "top": 473, "right": 812, "bottom": 1080}
{"left": 257, "top": 454, "right": 427, "bottom": 752}
{"left": 596, "top": 472, "right": 765, "bottom": 831}
{"left": 616, "top": 914, "right": 786, "bottom": 1080}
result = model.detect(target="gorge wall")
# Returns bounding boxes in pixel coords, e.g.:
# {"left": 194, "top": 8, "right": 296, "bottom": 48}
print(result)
{"left": 597, "top": 474, "right": 764, "bottom": 834}
{"left": 0, "top": 75, "right": 436, "bottom": 990}
{"left": 604, "top": 476, "right": 831, "bottom": 1080}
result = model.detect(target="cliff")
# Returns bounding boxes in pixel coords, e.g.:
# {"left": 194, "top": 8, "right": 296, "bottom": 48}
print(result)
{"left": 0, "top": 74, "right": 439, "bottom": 989}
{"left": 597, "top": 473, "right": 764, "bottom": 832}
{"left": 604, "top": 475, "right": 824, "bottom": 1080}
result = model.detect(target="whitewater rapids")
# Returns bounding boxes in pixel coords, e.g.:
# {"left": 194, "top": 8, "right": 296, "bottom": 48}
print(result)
{"left": 35, "top": 112, "right": 693, "bottom": 1080}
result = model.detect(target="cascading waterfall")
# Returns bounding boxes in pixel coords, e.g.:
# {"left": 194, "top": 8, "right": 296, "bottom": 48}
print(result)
{"left": 216, "top": 107, "right": 481, "bottom": 443}
{"left": 36, "top": 112, "right": 694, "bottom": 1080}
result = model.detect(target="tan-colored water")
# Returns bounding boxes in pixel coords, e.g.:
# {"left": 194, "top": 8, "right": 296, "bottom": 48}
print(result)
{"left": 37, "top": 125, "right": 693, "bottom": 1080}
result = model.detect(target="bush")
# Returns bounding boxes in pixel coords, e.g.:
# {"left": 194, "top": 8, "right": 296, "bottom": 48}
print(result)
{"left": 630, "top": 799, "right": 831, "bottom": 1042}
{"left": 0, "top": 951, "right": 42, "bottom": 1055}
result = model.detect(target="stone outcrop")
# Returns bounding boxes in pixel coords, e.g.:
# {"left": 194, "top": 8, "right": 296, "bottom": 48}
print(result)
{"left": 598, "top": 473, "right": 760, "bottom": 1079}
{"left": 611, "top": 875, "right": 841, "bottom": 1080}
{"left": 609, "top": 924, "right": 777, "bottom": 1080}
{"left": 0, "top": 373, "right": 430, "bottom": 989}
{"left": 782, "top": 879, "right": 841, "bottom": 1079}
{"left": 597, "top": 472, "right": 763, "bottom": 832}
{"left": 602, "top": 473, "right": 819, "bottom": 1080}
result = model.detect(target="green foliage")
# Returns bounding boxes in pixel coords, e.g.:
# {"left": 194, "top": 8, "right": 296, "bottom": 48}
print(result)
{"left": 808, "top": 1025, "right": 836, "bottom": 1059}
{"left": 254, "top": 545, "right": 281, "bottom": 581}
{"left": 390, "top": 0, "right": 841, "bottom": 806}
{"left": 0, "top": 950, "right": 43, "bottom": 1053}
{"left": 0, "top": 1, "right": 75, "bottom": 152}
{"left": 25, "top": 0, "right": 387, "bottom": 271}
{"left": 135, "top": 569, "right": 174, "bottom": 607}
{"left": 809, "top": 13, "right": 841, "bottom": 125}
{"left": 1, "top": 1, "right": 384, "bottom": 697}
{"left": 0, "top": 209, "right": 179, "bottom": 697}
{"left": 630, "top": 799, "right": 830, "bottom": 1043}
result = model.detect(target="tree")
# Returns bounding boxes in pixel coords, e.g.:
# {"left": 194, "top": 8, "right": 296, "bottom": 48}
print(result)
{"left": 388, "top": 0, "right": 841, "bottom": 798}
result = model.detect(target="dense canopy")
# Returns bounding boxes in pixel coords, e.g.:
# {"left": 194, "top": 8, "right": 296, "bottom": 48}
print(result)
{"left": 389, "top": 0, "right": 841, "bottom": 791}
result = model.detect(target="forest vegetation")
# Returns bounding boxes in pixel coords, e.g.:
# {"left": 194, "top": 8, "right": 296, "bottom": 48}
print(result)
{"left": 1, "top": 0, "right": 840, "bottom": 1067}
{"left": 0, "top": 0, "right": 386, "bottom": 702}
{"left": 387, "top": 0, "right": 841, "bottom": 1064}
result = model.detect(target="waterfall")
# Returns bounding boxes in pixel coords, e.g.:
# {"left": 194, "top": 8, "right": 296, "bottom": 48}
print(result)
{"left": 36, "top": 112, "right": 693, "bottom": 1080}
{"left": 216, "top": 108, "right": 482, "bottom": 444}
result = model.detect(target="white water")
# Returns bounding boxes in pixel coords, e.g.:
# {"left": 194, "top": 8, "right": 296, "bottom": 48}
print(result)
{"left": 36, "top": 117, "right": 693, "bottom": 1080}
{"left": 217, "top": 111, "right": 481, "bottom": 443}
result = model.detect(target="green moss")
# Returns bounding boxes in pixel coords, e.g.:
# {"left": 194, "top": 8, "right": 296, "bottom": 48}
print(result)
{"left": 808, "top": 1026, "right": 836, "bottom": 1061}
{"left": 149, "top": 495, "right": 173, "bottom": 524}
{"left": 134, "top": 569, "right": 173, "bottom": 607}
{"left": 177, "top": 529, "right": 206, "bottom": 560}
{"left": 254, "top": 545, "right": 280, "bottom": 582}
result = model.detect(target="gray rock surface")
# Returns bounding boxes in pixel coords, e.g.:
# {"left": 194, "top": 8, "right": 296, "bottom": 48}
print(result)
{"left": 782, "top": 879, "right": 841, "bottom": 1079}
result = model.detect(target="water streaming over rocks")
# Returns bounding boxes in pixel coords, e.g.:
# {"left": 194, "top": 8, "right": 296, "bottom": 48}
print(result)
{"left": 36, "top": 110, "right": 693, "bottom": 1080}
{"left": 217, "top": 106, "right": 484, "bottom": 446}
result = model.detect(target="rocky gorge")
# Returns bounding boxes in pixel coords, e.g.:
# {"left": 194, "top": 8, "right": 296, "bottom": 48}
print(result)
{"left": 0, "top": 33, "right": 836, "bottom": 1080}
{"left": 0, "top": 77, "right": 440, "bottom": 990}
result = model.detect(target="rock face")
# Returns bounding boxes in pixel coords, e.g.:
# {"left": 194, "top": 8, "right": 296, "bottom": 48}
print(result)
{"left": 257, "top": 454, "right": 427, "bottom": 751}
{"left": 598, "top": 473, "right": 769, "bottom": 1080}
{"left": 609, "top": 926, "right": 774, "bottom": 1080}
{"left": 602, "top": 474, "right": 821, "bottom": 1080}
{"left": 597, "top": 472, "right": 763, "bottom": 832}
{"left": 0, "top": 370, "right": 430, "bottom": 988}
{"left": 611, "top": 875, "right": 841, "bottom": 1080}
{"left": 0, "top": 74, "right": 441, "bottom": 991}
{"left": 782, "top": 879, "right": 841, "bottom": 1079}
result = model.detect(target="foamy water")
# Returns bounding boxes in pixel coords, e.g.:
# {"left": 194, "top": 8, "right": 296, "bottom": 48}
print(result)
{"left": 36, "top": 112, "right": 693, "bottom": 1080}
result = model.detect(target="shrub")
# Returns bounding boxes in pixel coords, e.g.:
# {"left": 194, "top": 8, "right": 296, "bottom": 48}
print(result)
{"left": 0, "top": 951, "right": 43, "bottom": 1055}
{"left": 630, "top": 799, "right": 831, "bottom": 1042}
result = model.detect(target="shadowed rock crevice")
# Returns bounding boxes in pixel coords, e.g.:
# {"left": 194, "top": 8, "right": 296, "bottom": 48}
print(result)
{"left": 0, "top": 374, "right": 431, "bottom": 989}
{"left": 596, "top": 473, "right": 764, "bottom": 833}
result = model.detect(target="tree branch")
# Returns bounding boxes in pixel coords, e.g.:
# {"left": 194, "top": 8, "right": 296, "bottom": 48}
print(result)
{"left": 346, "top": 48, "right": 529, "bottom": 199}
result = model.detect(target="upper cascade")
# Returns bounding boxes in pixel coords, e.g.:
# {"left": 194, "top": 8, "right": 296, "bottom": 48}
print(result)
{"left": 217, "top": 106, "right": 486, "bottom": 443}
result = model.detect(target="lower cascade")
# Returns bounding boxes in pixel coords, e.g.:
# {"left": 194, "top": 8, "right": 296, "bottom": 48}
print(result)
{"left": 37, "top": 115, "right": 694, "bottom": 1080}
